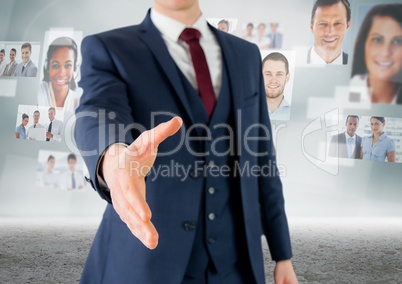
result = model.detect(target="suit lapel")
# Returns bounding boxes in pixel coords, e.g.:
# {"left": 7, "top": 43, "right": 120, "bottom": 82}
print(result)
{"left": 354, "top": 135, "right": 362, "bottom": 158}
{"left": 339, "top": 133, "right": 347, "bottom": 157}
{"left": 210, "top": 27, "right": 244, "bottom": 131}
{"left": 307, "top": 48, "right": 312, "bottom": 64}
{"left": 137, "top": 11, "right": 197, "bottom": 126}
{"left": 342, "top": 52, "right": 348, "bottom": 65}
{"left": 137, "top": 14, "right": 253, "bottom": 132}
{"left": 23, "top": 61, "right": 31, "bottom": 75}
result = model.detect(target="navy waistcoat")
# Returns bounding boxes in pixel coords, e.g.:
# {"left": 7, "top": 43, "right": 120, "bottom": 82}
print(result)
{"left": 177, "top": 58, "right": 248, "bottom": 277}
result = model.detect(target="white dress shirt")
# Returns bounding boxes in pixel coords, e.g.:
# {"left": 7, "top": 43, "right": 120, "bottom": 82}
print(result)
{"left": 345, "top": 132, "right": 356, "bottom": 158}
{"left": 150, "top": 8, "right": 222, "bottom": 98}
{"left": 61, "top": 169, "right": 84, "bottom": 190}
{"left": 46, "top": 118, "right": 63, "bottom": 142}
{"left": 27, "top": 123, "right": 45, "bottom": 140}
{"left": 310, "top": 46, "right": 343, "bottom": 65}
{"left": 42, "top": 170, "right": 60, "bottom": 188}
{"left": 268, "top": 97, "right": 291, "bottom": 121}
{"left": 252, "top": 36, "right": 271, "bottom": 49}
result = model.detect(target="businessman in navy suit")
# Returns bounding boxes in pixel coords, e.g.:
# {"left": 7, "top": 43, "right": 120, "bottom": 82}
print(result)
{"left": 329, "top": 115, "right": 362, "bottom": 159}
{"left": 75, "top": 0, "right": 297, "bottom": 283}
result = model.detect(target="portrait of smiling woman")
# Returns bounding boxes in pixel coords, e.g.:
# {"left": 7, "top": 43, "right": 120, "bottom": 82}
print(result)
{"left": 360, "top": 116, "right": 396, "bottom": 162}
{"left": 38, "top": 37, "right": 82, "bottom": 111}
{"left": 351, "top": 4, "right": 402, "bottom": 104}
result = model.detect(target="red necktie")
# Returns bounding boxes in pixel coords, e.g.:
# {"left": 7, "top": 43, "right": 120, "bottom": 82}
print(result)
{"left": 179, "top": 28, "right": 216, "bottom": 117}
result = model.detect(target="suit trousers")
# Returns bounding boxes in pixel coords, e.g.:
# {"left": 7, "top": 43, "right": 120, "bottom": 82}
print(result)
{"left": 182, "top": 259, "right": 256, "bottom": 284}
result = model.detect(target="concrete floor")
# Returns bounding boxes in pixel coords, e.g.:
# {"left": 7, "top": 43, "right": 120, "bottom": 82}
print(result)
{"left": 0, "top": 218, "right": 401, "bottom": 283}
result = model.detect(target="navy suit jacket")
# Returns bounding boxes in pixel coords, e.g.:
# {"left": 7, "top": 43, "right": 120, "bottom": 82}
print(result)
{"left": 329, "top": 132, "right": 362, "bottom": 159}
{"left": 75, "top": 10, "right": 292, "bottom": 284}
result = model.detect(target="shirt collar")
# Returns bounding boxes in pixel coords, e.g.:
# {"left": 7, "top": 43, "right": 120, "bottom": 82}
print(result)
{"left": 391, "top": 93, "right": 398, "bottom": 105}
{"left": 268, "top": 97, "right": 290, "bottom": 114}
{"left": 369, "top": 132, "right": 387, "bottom": 141}
{"left": 378, "top": 132, "right": 387, "bottom": 141}
{"left": 311, "top": 46, "right": 343, "bottom": 64}
{"left": 279, "top": 97, "right": 290, "bottom": 109}
{"left": 151, "top": 8, "right": 210, "bottom": 42}
{"left": 345, "top": 132, "right": 355, "bottom": 140}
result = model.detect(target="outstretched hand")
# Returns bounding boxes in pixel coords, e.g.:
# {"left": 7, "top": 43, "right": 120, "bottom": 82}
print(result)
{"left": 102, "top": 117, "right": 183, "bottom": 249}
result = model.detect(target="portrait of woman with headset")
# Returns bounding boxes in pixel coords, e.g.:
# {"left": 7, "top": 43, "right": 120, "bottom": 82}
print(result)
{"left": 38, "top": 37, "right": 82, "bottom": 111}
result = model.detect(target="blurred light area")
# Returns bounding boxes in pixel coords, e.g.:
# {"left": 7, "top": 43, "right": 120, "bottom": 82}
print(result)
{"left": 0, "top": 0, "right": 401, "bottom": 219}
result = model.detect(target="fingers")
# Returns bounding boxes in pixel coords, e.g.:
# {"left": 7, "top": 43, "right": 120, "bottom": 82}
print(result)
{"left": 127, "top": 116, "right": 183, "bottom": 155}
{"left": 123, "top": 179, "right": 152, "bottom": 222}
{"left": 126, "top": 218, "right": 159, "bottom": 249}
{"left": 104, "top": 118, "right": 183, "bottom": 249}
{"left": 111, "top": 178, "right": 158, "bottom": 249}
{"left": 151, "top": 116, "right": 183, "bottom": 147}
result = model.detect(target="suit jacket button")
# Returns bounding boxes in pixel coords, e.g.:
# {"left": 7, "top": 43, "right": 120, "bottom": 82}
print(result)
{"left": 208, "top": 161, "right": 216, "bottom": 168}
{"left": 183, "top": 221, "right": 196, "bottom": 231}
{"left": 208, "top": 187, "right": 216, "bottom": 195}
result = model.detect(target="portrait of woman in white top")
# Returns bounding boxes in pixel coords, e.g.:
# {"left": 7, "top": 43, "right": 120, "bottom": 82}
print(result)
{"left": 351, "top": 4, "right": 402, "bottom": 104}
{"left": 41, "top": 155, "right": 60, "bottom": 188}
{"left": 252, "top": 23, "right": 270, "bottom": 49}
{"left": 38, "top": 37, "right": 82, "bottom": 111}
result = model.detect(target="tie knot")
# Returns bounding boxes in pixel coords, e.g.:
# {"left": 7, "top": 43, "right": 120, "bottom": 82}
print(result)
{"left": 179, "top": 28, "right": 201, "bottom": 44}
{"left": 348, "top": 137, "right": 353, "bottom": 142}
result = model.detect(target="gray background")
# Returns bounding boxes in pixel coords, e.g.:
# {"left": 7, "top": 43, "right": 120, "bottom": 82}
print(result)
{"left": 0, "top": 0, "right": 401, "bottom": 219}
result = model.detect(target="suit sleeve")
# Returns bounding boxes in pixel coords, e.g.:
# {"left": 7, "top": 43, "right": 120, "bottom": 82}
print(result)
{"left": 27, "top": 65, "right": 38, "bottom": 77}
{"left": 328, "top": 134, "right": 338, "bottom": 157}
{"left": 253, "top": 45, "right": 293, "bottom": 261}
{"left": 12, "top": 65, "right": 19, "bottom": 76}
{"left": 74, "top": 34, "right": 136, "bottom": 203}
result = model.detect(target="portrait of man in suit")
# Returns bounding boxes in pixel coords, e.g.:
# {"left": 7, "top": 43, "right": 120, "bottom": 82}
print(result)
{"left": 74, "top": 0, "right": 297, "bottom": 283}
{"left": 27, "top": 110, "right": 45, "bottom": 140}
{"left": 13, "top": 42, "right": 38, "bottom": 77}
{"left": 329, "top": 115, "right": 362, "bottom": 159}
{"left": 268, "top": 22, "right": 283, "bottom": 49}
{"left": 60, "top": 153, "right": 84, "bottom": 191}
{"left": 45, "top": 107, "right": 63, "bottom": 142}
{"left": 1, "top": 48, "right": 18, "bottom": 76}
{"left": 308, "top": 0, "right": 351, "bottom": 65}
